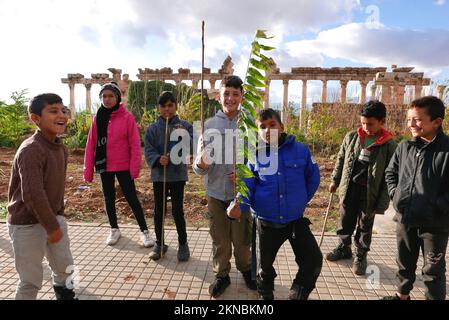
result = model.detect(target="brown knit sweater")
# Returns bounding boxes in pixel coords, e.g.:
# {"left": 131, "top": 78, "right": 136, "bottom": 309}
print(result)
{"left": 7, "top": 130, "right": 68, "bottom": 234}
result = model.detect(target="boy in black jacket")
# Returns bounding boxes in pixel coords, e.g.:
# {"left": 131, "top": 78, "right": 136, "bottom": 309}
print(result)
{"left": 384, "top": 96, "right": 449, "bottom": 300}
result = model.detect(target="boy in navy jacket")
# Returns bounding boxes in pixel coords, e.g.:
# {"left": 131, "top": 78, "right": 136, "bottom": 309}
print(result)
{"left": 228, "top": 108, "right": 322, "bottom": 300}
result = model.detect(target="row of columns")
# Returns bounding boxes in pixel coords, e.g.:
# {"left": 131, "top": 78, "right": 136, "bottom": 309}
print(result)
{"left": 66, "top": 82, "right": 96, "bottom": 117}
{"left": 277, "top": 79, "right": 373, "bottom": 125}
{"left": 65, "top": 78, "right": 222, "bottom": 117}
{"left": 276, "top": 79, "right": 429, "bottom": 127}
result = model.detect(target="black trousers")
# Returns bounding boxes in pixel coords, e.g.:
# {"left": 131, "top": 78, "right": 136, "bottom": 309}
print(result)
{"left": 100, "top": 171, "right": 148, "bottom": 232}
{"left": 153, "top": 181, "right": 187, "bottom": 246}
{"left": 257, "top": 217, "right": 323, "bottom": 293}
{"left": 337, "top": 182, "right": 375, "bottom": 253}
{"left": 396, "top": 223, "right": 448, "bottom": 300}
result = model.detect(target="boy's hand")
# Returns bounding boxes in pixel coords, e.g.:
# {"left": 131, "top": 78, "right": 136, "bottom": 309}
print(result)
{"left": 329, "top": 183, "right": 337, "bottom": 193}
{"left": 48, "top": 228, "right": 63, "bottom": 244}
{"left": 186, "top": 154, "right": 194, "bottom": 165}
{"left": 196, "top": 148, "right": 212, "bottom": 170}
{"left": 227, "top": 171, "right": 236, "bottom": 183}
{"left": 159, "top": 154, "right": 170, "bottom": 166}
{"left": 227, "top": 200, "right": 241, "bottom": 219}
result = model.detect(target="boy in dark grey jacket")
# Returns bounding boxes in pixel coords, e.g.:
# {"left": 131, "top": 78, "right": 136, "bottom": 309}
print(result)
{"left": 144, "top": 91, "right": 193, "bottom": 261}
{"left": 384, "top": 96, "right": 449, "bottom": 300}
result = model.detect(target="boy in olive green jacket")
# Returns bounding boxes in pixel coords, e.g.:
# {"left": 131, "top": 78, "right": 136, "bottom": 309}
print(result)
{"left": 326, "top": 100, "right": 397, "bottom": 275}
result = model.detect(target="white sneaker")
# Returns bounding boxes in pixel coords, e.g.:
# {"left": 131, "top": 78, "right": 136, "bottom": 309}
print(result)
{"left": 142, "top": 230, "right": 155, "bottom": 248}
{"left": 106, "top": 228, "right": 121, "bottom": 246}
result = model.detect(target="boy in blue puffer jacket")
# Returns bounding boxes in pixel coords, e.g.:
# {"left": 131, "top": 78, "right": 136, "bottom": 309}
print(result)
{"left": 228, "top": 108, "right": 323, "bottom": 300}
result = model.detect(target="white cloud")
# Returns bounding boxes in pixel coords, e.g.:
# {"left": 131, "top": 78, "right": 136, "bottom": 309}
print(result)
{"left": 0, "top": 0, "right": 361, "bottom": 104}
{"left": 434, "top": 0, "right": 446, "bottom": 5}
{"left": 285, "top": 23, "right": 449, "bottom": 73}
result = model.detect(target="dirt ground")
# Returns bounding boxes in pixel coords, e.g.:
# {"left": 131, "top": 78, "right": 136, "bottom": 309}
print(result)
{"left": 0, "top": 147, "right": 339, "bottom": 232}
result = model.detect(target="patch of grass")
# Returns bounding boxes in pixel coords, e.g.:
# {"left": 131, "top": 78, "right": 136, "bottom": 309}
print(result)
{"left": 0, "top": 201, "right": 7, "bottom": 220}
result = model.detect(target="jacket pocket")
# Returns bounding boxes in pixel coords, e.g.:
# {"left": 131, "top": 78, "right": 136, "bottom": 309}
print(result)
{"left": 284, "top": 158, "right": 306, "bottom": 170}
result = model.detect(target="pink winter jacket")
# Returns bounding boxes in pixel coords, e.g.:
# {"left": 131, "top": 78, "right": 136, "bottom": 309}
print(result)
{"left": 83, "top": 103, "right": 142, "bottom": 182}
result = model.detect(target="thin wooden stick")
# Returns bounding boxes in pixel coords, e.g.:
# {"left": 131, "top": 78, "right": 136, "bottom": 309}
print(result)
{"left": 319, "top": 193, "right": 335, "bottom": 247}
{"left": 161, "top": 116, "right": 169, "bottom": 258}
{"left": 200, "top": 21, "right": 205, "bottom": 148}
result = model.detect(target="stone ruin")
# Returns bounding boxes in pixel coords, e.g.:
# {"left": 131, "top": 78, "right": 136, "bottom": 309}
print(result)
{"left": 62, "top": 57, "right": 445, "bottom": 128}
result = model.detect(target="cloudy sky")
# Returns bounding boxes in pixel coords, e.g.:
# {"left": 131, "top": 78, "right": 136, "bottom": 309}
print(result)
{"left": 0, "top": 0, "right": 448, "bottom": 108}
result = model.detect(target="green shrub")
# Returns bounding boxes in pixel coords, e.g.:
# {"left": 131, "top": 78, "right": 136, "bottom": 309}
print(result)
{"left": 0, "top": 90, "right": 32, "bottom": 147}
{"left": 64, "top": 111, "right": 92, "bottom": 149}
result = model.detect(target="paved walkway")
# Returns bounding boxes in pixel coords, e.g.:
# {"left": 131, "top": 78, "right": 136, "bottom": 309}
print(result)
{"left": 0, "top": 219, "right": 448, "bottom": 300}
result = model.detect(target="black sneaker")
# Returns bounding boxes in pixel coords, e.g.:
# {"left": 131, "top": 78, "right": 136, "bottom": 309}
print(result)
{"left": 353, "top": 253, "right": 368, "bottom": 275}
{"left": 382, "top": 294, "right": 411, "bottom": 300}
{"left": 53, "top": 286, "right": 77, "bottom": 300}
{"left": 149, "top": 244, "right": 168, "bottom": 261}
{"left": 241, "top": 271, "right": 257, "bottom": 290}
{"left": 259, "top": 292, "right": 274, "bottom": 300}
{"left": 177, "top": 243, "right": 190, "bottom": 262}
{"left": 288, "top": 283, "right": 311, "bottom": 300}
{"left": 209, "top": 276, "right": 231, "bottom": 298}
{"left": 325, "top": 244, "right": 352, "bottom": 261}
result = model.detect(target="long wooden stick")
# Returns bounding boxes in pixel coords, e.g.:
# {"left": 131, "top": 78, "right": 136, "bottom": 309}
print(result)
{"left": 319, "top": 193, "right": 334, "bottom": 247}
{"left": 200, "top": 21, "right": 205, "bottom": 147}
{"left": 161, "top": 116, "right": 169, "bottom": 258}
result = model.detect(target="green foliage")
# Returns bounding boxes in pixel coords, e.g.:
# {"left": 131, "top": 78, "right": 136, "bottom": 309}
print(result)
{"left": 0, "top": 202, "right": 7, "bottom": 220}
{"left": 64, "top": 111, "right": 92, "bottom": 149}
{"left": 0, "top": 90, "right": 32, "bottom": 147}
{"left": 236, "top": 30, "right": 275, "bottom": 202}
{"left": 307, "top": 111, "right": 351, "bottom": 157}
{"left": 127, "top": 80, "right": 219, "bottom": 126}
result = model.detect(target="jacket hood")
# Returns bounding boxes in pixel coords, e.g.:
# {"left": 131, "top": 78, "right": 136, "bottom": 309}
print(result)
{"left": 357, "top": 127, "right": 394, "bottom": 148}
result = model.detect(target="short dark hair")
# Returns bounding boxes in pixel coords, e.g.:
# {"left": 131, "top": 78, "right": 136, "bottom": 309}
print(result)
{"left": 221, "top": 75, "right": 244, "bottom": 92}
{"left": 158, "top": 91, "right": 177, "bottom": 107}
{"left": 28, "top": 93, "right": 63, "bottom": 116}
{"left": 360, "top": 100, "right": 386, "bottom": 121}
{"left": 257, "top": 108, "right": 283, "bottom": 125}
{"left": 409, "top": 96, "right": 445, "bottom": 121}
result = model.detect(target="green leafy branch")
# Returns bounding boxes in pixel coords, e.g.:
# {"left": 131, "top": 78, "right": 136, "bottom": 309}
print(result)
{"left": 236, "top": 30, "right": 275, "bottom": 204}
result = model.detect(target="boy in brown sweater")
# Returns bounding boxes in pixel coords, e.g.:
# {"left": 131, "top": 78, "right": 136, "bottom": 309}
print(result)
{"left": 7, "top": 93, "right": 77, "bottom": 300}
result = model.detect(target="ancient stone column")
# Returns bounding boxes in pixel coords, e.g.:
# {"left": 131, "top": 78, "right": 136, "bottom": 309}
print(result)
{"left": 300, "top": 80, "right": 307, "bottom": 129}
{"left": 360, "top": 81, "right": 368, "bottom": 104}
{"left": 414, "top": 84, "right": 423, "bottom": 99}
{"left": 321, "top": 80, "right": 328, "bottom": 103}
{"left": 210, "top": 80, "right": 216, "bottom": 90}
{"left": 437, "top": 85, "right": 446, "bottom": 100}
{"left": 69, "top": 83, "right": 75, "bottom": 117}
{"left": 381, "top": 85, "right": 392, "bottom": 104}
{"left": 282, "top": 79, "right": 289, "bottom": 123}
{"left": 340, "top": 80, "right": 348, "bottom": 103}
{"left": 192, "top": 80, "right": 199, "bottom": 90}
{"left": 264, "top": 80, "right": 271, "bottom": 109}
{"left": 370, "top": 84, "right": 377, "bottom": 100}
{"left": 85, "top": 83, "right": 92, "bottom": 115}
{"left": 395, "top": 85, "right": 405, "bottom": 105}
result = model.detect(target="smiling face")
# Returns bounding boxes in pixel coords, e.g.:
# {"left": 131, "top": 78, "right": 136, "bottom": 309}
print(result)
{"left": 30, "top": 103, "right": 68, "bottom": 142}
{"left": 407, "top": 107, "right": 442, "bottom": 142}
{"left": 158, "top": 100, "right": 177, "bottom": 120}
{"left": 257, "top": 116, "right": 284, "bottom": 145}
{"left": 219, "top": 86, "right": 243, "bottom": 118}
{"left": 101, "top": 89, "right": 118, "bottom": 109}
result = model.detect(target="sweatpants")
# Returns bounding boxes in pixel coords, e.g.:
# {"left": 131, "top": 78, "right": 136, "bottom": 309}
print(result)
{"left": 337, "top": 182, "right": 375, "bottom": 253}
{"left": 100, "top": 171, "right": 148, "bottom": 232}
{"left": 395, "top": 222, "right": 448, "bottom": 300}
{"left": 257, "top": 217, "right": 323, "bottom": 294}
{"left": 153, "top": 181, "right": 188, "bottom": 246}
{"left": 8, "top": 216, "right": 75, "bottom": 300}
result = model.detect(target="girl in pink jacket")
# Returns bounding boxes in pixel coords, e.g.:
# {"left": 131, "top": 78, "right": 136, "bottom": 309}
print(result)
{"left": 84, "top": 82, "right": 154, "bottom": 248}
